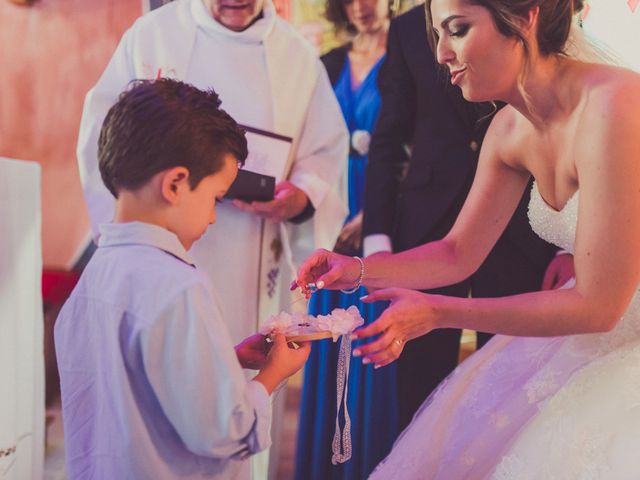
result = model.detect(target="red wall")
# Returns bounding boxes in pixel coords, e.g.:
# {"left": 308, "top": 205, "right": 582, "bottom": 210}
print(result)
{"left": 0, "top": 0, "right": 140, "bottom": 268}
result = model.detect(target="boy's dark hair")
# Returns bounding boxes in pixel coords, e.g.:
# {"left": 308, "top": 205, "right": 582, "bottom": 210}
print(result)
{"left": 98, "top": 78, "right": 247, "bottom": 198}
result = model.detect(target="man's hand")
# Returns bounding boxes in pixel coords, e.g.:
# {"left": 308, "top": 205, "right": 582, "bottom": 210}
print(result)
{"left": 541, "top": 252, "right": 575, "bottom": 290}
{"left": 235, "top": 334, "right": 270, "bottom": 370}
{"left": 334, "top": 211, "right": 363, "bottom": 255}
{"left": 232, "top": 180, "right": 309, "bottom": 223}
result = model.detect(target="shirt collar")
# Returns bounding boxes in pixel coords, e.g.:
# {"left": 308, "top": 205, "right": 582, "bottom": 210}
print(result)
{"left": 191, "top": 0, "right": 276, "bottom": 44}
{"left": 97, "top": 222, "right": 195, "bottom": 267}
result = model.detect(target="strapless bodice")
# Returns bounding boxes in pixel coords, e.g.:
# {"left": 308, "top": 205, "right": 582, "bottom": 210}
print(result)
{"left": 528, "top": 180, "right": 640, "bottom": 352}
{"left": 528, "top": 181, "right": 579, "bottom": 254}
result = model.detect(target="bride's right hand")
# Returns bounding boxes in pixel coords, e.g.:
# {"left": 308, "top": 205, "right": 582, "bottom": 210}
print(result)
{"left": 291, "top": 248, "right": 362, "bottom": 297}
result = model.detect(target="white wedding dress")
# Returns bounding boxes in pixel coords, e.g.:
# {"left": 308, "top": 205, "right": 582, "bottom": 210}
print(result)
{"left": 369, "top": 181, "right": 640, "bottom": 479}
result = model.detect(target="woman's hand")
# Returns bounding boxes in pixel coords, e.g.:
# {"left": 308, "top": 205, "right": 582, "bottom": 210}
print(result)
{"left": 541, "top": 252, "right": 575, "bottom": 290}
{"left": 291, "top": 249, "right": 362, "bottom": 297}
{"left": 352, "top": 288, "right": 443, "bottom": 368}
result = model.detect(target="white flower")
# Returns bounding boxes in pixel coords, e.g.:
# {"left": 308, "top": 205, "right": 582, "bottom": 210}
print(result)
{"left": 320, "top": 306, "right": 365, "bottom": 341}
{"left": 259, "top": 311, "right": 295, "bottom": 335}
{"left": 316, "top": 314, "right": 333, "bottom": 332}
{"left": 259, "top": 306, "right": 364, "bottom": 341}
{"left": 351, "top": 130, "right": 371, "bottom": 156}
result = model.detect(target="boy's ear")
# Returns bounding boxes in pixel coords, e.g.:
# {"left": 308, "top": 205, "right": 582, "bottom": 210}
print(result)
{"left": 160, "top": 167, "right": 190, "bottom": 204}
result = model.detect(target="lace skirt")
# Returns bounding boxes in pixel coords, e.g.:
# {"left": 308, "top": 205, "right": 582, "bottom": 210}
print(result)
{"left": 369, "top": 295, "right": 640, "bottom": 479}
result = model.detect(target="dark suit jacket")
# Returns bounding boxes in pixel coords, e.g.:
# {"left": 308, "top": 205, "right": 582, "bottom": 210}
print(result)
{"left": 321, "top": 45, "right": 349, "bottom": 85}
{"left": 363, "top": 6, "right": 557, "bottom": 298}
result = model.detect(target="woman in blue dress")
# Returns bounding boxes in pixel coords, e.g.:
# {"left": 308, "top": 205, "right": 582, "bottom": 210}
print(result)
{"left": 295, "top": 0, "right": 396, "bottom": 478}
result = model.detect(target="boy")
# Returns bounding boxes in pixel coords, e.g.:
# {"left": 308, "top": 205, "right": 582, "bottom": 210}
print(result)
{"left": 55, "top": 79, "right": 310, "bottom": 479}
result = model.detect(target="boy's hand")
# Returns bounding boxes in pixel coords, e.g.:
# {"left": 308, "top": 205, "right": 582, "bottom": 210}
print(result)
{"left": 253, "top": 334, "right": 310, "bottom": 394}
{"left": 235, "top": 334, "right": 270, "bottom": 370}
{"left": 267, "top": 333, "right": 311, "bottom": 377}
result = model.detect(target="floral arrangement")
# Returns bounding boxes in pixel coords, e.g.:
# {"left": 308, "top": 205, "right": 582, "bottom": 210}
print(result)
{"left": 260, "top": 305, "right": 364, "bottom": 342}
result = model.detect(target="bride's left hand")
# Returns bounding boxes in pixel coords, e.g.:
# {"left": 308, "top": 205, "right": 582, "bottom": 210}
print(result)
{"left": 352, "top": 288, "right": 442, "bottom": 368}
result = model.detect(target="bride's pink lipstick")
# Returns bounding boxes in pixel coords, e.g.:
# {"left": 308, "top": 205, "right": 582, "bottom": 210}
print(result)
{"left": 450, "top": 67, "right": 467, "bottom": 86}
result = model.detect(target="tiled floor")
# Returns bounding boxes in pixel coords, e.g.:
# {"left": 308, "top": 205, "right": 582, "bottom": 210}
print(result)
{"left": 45, "top": 332, "right": 478, "bottom": 479}
{"left": 44, "top": 408, "right": 66, "bottom": 480}
{"left": 275, "top": 370, "right": 303, "bottom": 479}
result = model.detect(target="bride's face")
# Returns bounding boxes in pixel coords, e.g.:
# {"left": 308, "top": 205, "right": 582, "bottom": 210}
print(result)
{"left": 430, "top": 0, "right": 525, "bottom": 102}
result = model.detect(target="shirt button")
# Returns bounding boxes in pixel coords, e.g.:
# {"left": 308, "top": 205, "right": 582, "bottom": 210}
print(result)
{"left": 469, "top": 140, "right": 479, "bottom": 152}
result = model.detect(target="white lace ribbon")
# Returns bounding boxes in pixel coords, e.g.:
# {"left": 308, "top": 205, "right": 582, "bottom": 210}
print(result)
{"left": 332, "top": 334, "right": 353, "bottom": 464}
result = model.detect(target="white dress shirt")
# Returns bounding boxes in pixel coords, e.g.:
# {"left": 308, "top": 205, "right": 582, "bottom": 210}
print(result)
{"left": 55, "top": 222, "right": 271, "bottom": 479}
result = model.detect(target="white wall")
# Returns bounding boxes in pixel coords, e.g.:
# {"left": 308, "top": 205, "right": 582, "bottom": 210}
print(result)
{"left": 583, "top": 0, "right": 640, "bottom": 71}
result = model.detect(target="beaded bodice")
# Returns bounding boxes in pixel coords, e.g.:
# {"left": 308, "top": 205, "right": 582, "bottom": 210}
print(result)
{"left": 527, "top": 181, "right": 579, "bottom": 254}
{"left": 528, "top": 180, "right": 640, "bottom": 348}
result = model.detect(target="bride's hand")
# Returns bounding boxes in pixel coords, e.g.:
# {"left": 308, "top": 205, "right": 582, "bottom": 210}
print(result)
{"left": 291, "top": 248, "right": 362, "bottom": 297}
{"left": 352, "top": 288, "right": 442, "bottom": 368}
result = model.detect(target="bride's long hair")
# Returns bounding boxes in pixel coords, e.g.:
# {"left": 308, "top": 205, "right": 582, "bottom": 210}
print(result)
{"left": 423, "top": 0, "right": 620, "bottom": 120}
{"left": 424, "top": 0, "right": 584, "bottom": 59}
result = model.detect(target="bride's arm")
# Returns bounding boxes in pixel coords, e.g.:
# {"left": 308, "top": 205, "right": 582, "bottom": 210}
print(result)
{"left": 355, "top": 77, "right": 640, "bottom": 367}
{"left": 296, "top": 109, "right": 532, "bottom": 292}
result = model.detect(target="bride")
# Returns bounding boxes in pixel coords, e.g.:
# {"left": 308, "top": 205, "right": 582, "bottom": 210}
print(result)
{"left": 294, "top": 0, "right": 640, "bottom": 477}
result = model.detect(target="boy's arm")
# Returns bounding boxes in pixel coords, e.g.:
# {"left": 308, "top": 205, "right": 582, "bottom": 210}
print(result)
{"left": 138, "top": 282, "right": 271, "bottom": 459}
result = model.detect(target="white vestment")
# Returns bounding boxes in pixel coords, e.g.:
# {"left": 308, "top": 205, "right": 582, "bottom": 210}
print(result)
{"left": 77, "top": 0, "right": 348, "bottom": 345}
{"left": 0, "top": 158, "right": 44, "bottom": 480}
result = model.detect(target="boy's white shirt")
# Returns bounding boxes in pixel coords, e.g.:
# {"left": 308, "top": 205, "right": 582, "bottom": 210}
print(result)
{"left": 55, "top": 221, "right": 271, "bottom": 479}
{"left": 77, "top": 0, "right": 348, "bottom": 343}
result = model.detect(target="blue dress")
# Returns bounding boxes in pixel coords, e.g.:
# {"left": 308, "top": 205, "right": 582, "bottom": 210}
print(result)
{"left": 295, "top": 54, "right": 398, "bottom": 480}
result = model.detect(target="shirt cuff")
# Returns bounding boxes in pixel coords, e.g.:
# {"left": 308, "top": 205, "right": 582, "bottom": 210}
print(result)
{"left": 288, "top": 171, "right": 328, "bottom": 210}
{"left": 288, "top": 198, "right": 315, "bottom": 224}
{"left": 363, "top": 234, "right": 393, "bottom": 257}
{"left": 555, "top": 249, "right": 572, "bottom": 257}
{"left": 245, "top": 380, "right": 272, "bottom": 454}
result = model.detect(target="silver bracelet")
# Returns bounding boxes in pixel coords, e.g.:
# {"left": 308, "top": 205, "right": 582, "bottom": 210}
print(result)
{"left": 340, "top": 256, "right": 365, "bottom": 294}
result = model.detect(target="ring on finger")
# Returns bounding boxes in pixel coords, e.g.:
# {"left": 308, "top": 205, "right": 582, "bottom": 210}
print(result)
{"left": 393, "top": 338, "right": 403, "bottom": 349}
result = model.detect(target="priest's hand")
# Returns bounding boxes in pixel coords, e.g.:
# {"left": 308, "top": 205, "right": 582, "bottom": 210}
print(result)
{"left": 232, "top": 181, "right": 309, "bottom": 223}
{"left": 235, "top": 333, "right": 270, "bottom": 370}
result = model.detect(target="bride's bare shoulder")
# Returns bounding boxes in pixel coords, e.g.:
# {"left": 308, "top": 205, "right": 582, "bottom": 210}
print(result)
{"left": 579, "top": 62, "right": 640, "bottom": 112}
{"left": 482, "top": 105, "right": 529, "bottom": 170}
{"left": 575, "top": 63, "right": 640, "bottom": 170}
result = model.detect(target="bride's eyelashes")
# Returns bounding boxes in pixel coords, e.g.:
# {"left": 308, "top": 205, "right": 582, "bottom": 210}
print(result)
{"left": 448, "top": 23, "right": 470, "bottom": 37}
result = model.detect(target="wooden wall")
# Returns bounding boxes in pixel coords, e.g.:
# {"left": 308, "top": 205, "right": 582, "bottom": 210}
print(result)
{"left": 0, "top": 0, "right": 140, "bottom": 268}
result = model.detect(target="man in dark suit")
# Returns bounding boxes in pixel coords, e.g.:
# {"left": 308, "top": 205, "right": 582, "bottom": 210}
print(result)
{"left": 362, "top": 5, "right": 574, "bottom": 431}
